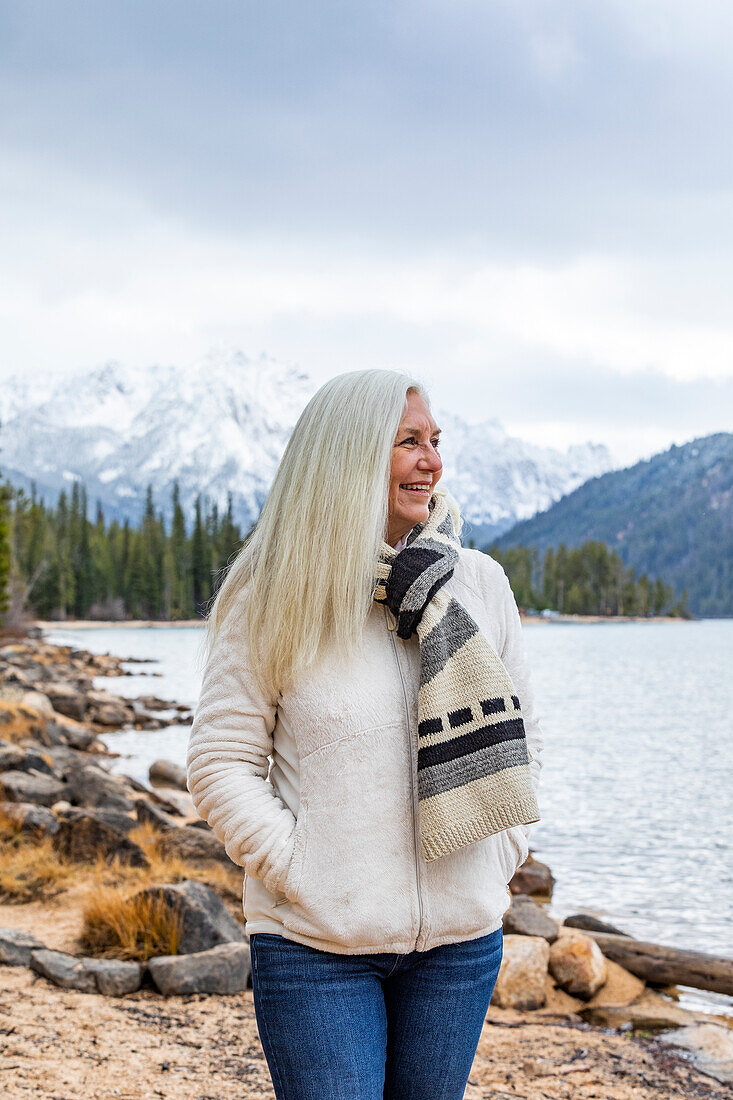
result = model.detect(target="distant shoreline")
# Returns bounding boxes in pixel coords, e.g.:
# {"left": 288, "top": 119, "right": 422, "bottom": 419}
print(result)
{"left": 33, "top": 612, "right": 689, "bottom": 630}
{"left": 34, "top": 619, "right": 207, "bottom": 629}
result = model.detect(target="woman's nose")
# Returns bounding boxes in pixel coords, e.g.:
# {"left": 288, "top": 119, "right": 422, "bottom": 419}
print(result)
{"left": 418, "top": 447, "right": 442, "bottom": 471}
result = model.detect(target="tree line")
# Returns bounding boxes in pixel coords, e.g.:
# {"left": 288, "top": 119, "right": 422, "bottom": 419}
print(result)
{"left": 485, "top": 540, "right": 691, "bottom": 618}
{"left": 2, "top": 480, "right": 245, "bottom": 624}
{"left": 0, "top": 478, "right": 689, "bottom": 625}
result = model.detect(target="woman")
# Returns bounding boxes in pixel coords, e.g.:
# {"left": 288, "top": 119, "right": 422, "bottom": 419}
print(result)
{"left": 187, "top": 369, "right": 543, "bottom": 1100}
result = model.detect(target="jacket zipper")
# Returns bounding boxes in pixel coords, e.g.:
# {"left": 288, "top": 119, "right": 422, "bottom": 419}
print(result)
{"left": 385, "top": 605, "right": 424, "bottom": 950}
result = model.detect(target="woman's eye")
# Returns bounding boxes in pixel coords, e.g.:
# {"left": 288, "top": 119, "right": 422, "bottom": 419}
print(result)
{"left": 431, "top": 439, "right": 440, "bottom": 449}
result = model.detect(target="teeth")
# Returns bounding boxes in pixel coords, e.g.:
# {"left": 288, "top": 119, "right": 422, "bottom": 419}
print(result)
{"left": 401, "top": 484, "right": 430, "bottom": 490}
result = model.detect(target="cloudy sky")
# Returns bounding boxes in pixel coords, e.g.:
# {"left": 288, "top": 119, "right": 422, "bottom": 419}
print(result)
{"left": 2, "top": 0, "right": 732, "bottom": 466}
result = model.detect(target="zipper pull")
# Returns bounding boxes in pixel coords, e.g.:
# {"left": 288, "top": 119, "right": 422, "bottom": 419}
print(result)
{"left": 385, "top": 606, "right": 397, "bottom": 632}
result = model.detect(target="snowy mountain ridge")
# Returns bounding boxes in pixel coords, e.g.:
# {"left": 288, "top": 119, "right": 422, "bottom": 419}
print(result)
{"left": 0, "top": 352, "right": 614, "bottom": 542}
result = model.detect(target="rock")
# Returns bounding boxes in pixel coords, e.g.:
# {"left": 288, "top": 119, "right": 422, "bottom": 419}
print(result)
{"left": 0, "top": 747, "right": 57, "bottom": 777}
{"left": 157, "top": 824, "right": 232, "bottom": 866}
{"left": 51, "top": 812, "right": 149, "bottom": 867}
{"left": 42, "top": 683, "right": 88, "bottom": 722}
{"left": 85, "top": 691, "right": 134, "bottom": 727}
{"left": 1, "top": 667, "right": 42, "bottom": 690}
{"left": 148, "top": 942, "right": 251, "bottom": 995}
{"left": 45, "top": 744, "right": 99, "bottom": 773}
{"left": 660, "top": 1022, "right": 733, "bottom": 1086}
{"left": 29, "top": 949, "right": 142, "bottom": 995}
{"left": 188, "top": 818, "right": 212, "bottom": 831}
{"left": 93, "top": 703, "right": 131, "bottom": 726}
{"left": 148, "top": 787, "right": 195, "bottom": 816}
{"left": 580, "top": 988, "right": 696, "bottom": 1030}
{"left": 63, "top": 763, "right": 135, "bottom": 813}
{"left": 138, "top": 694, "right": 175, "bottom": 711}
{"left": 149, "top": 760, "right": 188, "bottom": 790}
{"left": 81, "top": 957, "right": 143, "bottom": 995}
{"left": 510, "top": 854, "right": 555, "bottom": 898}
{"left": 18, "top": 690, "right": 56, "bottom": 718}
{"left": 0, "top": 800, "right": 59, "bottom": 836}
{"left": 503, "top": 895, "right": 559, "bottom": 941}
{"left": 30, "top": 948, "right": 97, "bottom": 992}
{"left": 0, "top": 927, "right": 46, "bottom": 965}
{"left": 582, "top": 958, "right": 646, "bottom": 1007}
{"left": 55, "top": 804, "right": 138, "bottom": 835}
{"left": 134, "top": 880, "right": 245, "bottom": 954}
{"left": 492, "top": 934, "right": 550, "bottom": 1010}
{"left": 0, "top": 746, "right": 24, "bottom": 771}
{"left": 549, "top": 930, "right": 608, "bottom": 998}
{"left": 564, "top": 912, "right": 633, "bottom": 937}
{"left": 0, "top": 769, "right": 67, "bottom": 807}
{"left": 56, "top": 722, "right": 96, "bottom": 750}
{"left": 134, "top": 797, "right": 178, "bottom": 831}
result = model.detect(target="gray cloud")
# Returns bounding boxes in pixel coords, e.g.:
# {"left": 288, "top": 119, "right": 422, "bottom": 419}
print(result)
{"left": 2, "top": 2, "right": 733, "bottom": 253}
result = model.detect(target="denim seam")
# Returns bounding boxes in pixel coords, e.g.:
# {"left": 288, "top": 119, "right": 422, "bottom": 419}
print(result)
{"left": 251, "top": 937, "right": 288, "bottom": 1100}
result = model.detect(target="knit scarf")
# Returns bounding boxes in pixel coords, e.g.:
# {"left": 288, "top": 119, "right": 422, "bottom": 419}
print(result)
{"left": 373, "top": 491, "right": 540, "bottom": 861}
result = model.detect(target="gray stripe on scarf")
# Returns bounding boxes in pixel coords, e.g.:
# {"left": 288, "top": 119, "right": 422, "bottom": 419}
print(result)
{"left": 419, "top": 598, "right": 479, "bottom": 687}
{"left": 402, "top": 553, "right": 456, "bottom": 614}
{"left": 418, "top": 739, "right": 531, "bottom": 801}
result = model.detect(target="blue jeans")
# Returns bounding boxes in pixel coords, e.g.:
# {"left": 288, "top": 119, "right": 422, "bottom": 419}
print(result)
{"left": 249, "top": 928, "right": 503, "bottom": 1100}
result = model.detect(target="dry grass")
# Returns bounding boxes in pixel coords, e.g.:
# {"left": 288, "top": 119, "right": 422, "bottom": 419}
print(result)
{"left": 0, "top": 806, "right": 78, "bottom": 902}
{"left": 0, "top": 810, "right": 243, "bottom": 956}
{"left": 80, "top": 885, "right": 183, "bottom": 960}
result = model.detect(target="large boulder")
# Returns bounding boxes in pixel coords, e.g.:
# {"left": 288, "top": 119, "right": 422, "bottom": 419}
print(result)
{"left": 492, "top": 934, "right": 550, "bottom": 1010}
{"left": 148, "top": 942, "right": 251, "bottom": 995}
{"left": 30, "top": 948, "right": 142, "bottom": 995}
{"left": 0, "top": 769, "right": 67, "bottom": 807}
{"left": 548, "top": 929, "right": 608, "bottom": 999}
{"left": 51, "top": 811, "right": 149, "bottom": 868}
{"left": 0, "top": 927, "right": 46, "bottom": 965}
{"left": 133, "top": 880, "right": 245, "bottom": 954}
{"left": 156, "top": 825, "right": 232, "bottom": 867}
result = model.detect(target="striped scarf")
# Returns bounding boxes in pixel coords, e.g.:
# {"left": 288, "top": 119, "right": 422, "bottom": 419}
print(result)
{"left": 373, "top": 491, "right": 540, "bottom": 861}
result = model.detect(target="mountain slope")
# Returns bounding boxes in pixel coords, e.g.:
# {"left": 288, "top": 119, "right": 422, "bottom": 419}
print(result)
{"left": 493, "top": 433, "right": 733, "bottom": 616}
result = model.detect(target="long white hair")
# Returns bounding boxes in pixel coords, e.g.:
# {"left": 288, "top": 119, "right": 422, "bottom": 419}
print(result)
{"left": 202, "top": 368, "right": 447, "bottom": 694}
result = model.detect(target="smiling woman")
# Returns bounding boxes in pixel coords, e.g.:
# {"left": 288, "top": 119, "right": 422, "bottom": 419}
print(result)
{"left": 186, "top": 368, "right": 543, "bottom": 1100}
{"left": 387, "top": 392, "right": 443, "bottom": 547}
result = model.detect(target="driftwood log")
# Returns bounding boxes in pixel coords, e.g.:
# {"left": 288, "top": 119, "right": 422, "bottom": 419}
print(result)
{"left": 581, "top": 930, "right": 733, "bottom": 995}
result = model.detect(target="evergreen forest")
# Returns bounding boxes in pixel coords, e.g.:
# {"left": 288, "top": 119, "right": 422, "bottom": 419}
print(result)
{"left": 0, "top": 478, "right": 690, "bottom": 625}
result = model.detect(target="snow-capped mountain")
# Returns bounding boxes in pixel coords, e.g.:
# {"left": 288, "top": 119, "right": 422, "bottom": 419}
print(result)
{"left": 0, "top": 352, "right": 614, "bottom": 540}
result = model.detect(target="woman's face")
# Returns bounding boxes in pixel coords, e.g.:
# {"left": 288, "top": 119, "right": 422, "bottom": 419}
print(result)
{"left": 387, "top": 391, "right": 443, "bottom": 546}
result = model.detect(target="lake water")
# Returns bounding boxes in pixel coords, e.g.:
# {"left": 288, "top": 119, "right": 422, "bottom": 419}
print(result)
{"left": 43, "top": 618, "right": 733, "bottom": 1019}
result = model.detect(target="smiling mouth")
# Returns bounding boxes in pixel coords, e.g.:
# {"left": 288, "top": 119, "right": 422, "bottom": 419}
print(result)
{"left": 399, "top": 484, "right": 431, "bottom": 495}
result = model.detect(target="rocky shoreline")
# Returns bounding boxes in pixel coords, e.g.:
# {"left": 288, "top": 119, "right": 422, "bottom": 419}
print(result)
{"left": 0, "top": 631, "right": 731, "bottom": 1097}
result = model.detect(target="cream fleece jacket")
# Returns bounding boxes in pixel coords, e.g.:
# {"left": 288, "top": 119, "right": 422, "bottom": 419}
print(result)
{"left": 186, "top": 548, "right": 544, "bottom": 954}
